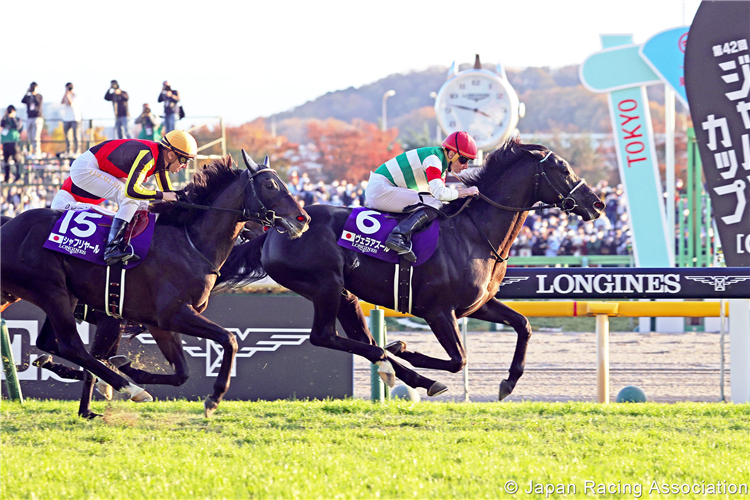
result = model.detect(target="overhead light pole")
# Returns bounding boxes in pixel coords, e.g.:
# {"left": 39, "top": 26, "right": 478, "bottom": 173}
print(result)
{"left": 430, "top": 91, "right": 441, "bottom": 143}
{"left": 381, "top": 90, "right": 396, "bottom": 132}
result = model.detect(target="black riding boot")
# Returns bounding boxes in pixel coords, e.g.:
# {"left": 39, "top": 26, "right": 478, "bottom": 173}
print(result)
{"left": 103, "top": 217, "right": 139, "bottom": 266}
{"left": 385, "top": 209, "right": 438, "bottom": 262}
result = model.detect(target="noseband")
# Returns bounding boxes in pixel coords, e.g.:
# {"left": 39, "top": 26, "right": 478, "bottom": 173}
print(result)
{"left": 533, "top": 151, "right": 584, "bottom": 213}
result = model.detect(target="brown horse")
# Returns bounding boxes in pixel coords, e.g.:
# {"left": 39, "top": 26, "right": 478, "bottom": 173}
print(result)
{"left": 1, "top": 152, "right": 309, "bottom": 416}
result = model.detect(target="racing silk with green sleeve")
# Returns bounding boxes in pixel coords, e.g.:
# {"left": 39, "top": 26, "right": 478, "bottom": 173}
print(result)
{"left": 373, "top": 146, "right": 459, "bottom": 201}
{"left": 89, "top": 139, "right": 173, "bottom": 200}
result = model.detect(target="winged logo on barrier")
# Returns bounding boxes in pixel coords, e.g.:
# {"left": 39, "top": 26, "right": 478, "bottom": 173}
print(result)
{"left": 684, "top": 275, "right": 750, "bottom": 292}
{"left": 498, "top": 276, "right": 530, "bottom": 287}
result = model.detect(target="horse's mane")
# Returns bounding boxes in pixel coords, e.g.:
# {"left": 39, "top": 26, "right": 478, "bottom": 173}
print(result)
{"left": 150, "top": 155, "right": 242, "bottom": 226}
{"left": 443, "top": 138, "right": 547, "bottom": 211}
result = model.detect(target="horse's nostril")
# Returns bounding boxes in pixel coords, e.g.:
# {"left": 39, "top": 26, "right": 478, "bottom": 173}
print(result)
{"left": 594, "top": 201, "right": 605, "bottom": 211}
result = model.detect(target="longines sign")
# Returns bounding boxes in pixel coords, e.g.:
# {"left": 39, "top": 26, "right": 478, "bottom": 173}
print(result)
{"left": 496, "top": 268, "right": 750, "bottom": 299}
{"left": 1, "top": 295, "right": 352, "bottom": 401}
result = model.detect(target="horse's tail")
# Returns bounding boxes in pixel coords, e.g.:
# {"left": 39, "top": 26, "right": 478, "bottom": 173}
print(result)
{"left": 213, "top": 232, "right": 269, "bottom": 292}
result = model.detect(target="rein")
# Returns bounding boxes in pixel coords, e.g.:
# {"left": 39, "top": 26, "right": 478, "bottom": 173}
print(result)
{"left": 171, "top": 168, "right": 287, "bottom": 227}
{"left": 453, "top": 149, "right": 585, "bottom": 262}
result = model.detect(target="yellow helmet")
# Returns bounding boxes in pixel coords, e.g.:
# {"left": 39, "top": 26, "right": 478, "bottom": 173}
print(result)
{"left": 160, "top": 130, "right": 198, "bottom": 158}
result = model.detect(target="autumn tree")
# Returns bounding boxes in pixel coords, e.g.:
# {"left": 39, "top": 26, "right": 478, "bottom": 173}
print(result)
{"left": 306, "top": 119, "right": 402, "bottom": 182}
{"left": 224, "top": 118, "right": 299, "bottom": 178}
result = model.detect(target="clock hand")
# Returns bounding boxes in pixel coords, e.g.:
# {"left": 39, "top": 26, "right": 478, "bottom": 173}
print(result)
{"left": 452, "top": 104, "right": 492, "bottom": 118}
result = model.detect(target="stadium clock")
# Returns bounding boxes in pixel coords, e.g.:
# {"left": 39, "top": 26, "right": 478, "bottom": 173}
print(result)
{"left": 434, "top": 55, "right": 524, "bottom": 150}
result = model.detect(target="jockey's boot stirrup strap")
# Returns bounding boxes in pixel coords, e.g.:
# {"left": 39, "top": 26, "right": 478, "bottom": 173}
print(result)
{"left": 385, "top": 209, "right": 437, "bottom": 263}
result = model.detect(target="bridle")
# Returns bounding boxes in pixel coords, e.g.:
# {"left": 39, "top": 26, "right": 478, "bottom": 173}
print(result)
{"left": 174, "top": 167, "right": 290, "bottom": 228}
{"left": 476, "top": 151, "right": 584, "bottom": 214}
{"left": 175, "top": 166, "right": 295, "bottom": 276}
{"left": 458, "top": 149, "right": 587, "bottom": 262}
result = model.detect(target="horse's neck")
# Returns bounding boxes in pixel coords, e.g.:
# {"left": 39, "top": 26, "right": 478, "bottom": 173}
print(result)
{"left": 468, "top": 171, "right": 534, "bottom": 260}
{"left": 190, "top": 202, "right": 243, "bottom": 269}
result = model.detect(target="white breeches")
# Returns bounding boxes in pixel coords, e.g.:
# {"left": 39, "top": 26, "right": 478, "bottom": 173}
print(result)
{"left": 69, "top": 150, "right": 148, "bottom": 222}
{"left": 364, "top": 172, "right": 442, "bottom": 213}
{"left": 50, "top": 190, "right": 115, "bottom": 216}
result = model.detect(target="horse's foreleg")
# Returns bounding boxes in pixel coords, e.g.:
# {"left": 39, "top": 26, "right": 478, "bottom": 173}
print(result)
{"left": 468, "top": 298, "right": 531, "bottom": 400}
{"left": 117, "top": 327, "right": 190, "bottom": 386}
{"left": 34, "top": 316, "right": 85, "bottom": 380}
{"left": 163, "top": 305, "right": 235, "bottom": 417}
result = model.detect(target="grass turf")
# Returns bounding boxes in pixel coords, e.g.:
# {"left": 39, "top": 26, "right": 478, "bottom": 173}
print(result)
{"left": 2, "top": 399, "right": 748, "bottom": 499}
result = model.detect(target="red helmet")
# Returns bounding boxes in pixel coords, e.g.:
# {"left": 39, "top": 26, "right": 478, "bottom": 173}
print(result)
{"left": 442, "top": 131, "right": 478, "bottom": 160}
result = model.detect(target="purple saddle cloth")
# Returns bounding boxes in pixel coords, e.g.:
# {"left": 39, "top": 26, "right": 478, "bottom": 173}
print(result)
{"left": 337, "top": 208, "right": 439, "bottom": 266}
{"left": 43, "top": 208, "right": 155, "bottom": 269}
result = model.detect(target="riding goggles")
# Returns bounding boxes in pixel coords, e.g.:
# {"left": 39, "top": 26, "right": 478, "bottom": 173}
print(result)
{"left": 454, "top": 134, "right": 471, "bottom": 164}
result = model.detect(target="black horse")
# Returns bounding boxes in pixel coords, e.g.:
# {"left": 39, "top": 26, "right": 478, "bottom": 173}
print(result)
{"left": 1, "top": 153, "right": 309, "bottom": 416}
{"left": 218, "top": 139, "right": 604, "bottom": 399}
{"left": 30, "top": 221, "right": 270, "bottom": 419}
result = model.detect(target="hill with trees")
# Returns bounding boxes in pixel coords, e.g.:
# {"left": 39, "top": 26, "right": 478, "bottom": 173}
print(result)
{"left": 211, "top": 64, "right": 690, "bottom": 185}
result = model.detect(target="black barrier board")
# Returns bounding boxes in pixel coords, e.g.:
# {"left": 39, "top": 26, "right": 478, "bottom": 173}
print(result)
{"left": 496, "top": 268, "right": 750, "bottom": 299}
{"left": 684, "top": 1, "right": 750, "bottom": 266}
{"left": 1, "top": 295, "right": 352, "bottom": 400}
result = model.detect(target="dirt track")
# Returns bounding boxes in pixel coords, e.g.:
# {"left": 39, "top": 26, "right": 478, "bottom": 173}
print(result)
{"left": 353, "top": 330, "right": 731, "bottom": 403}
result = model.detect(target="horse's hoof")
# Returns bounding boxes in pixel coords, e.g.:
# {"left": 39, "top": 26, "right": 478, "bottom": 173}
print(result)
{"left": 79, "top": 411, "right": 103, "bottom": 420}
{"left": 498, "top": 379, "right": 513, "bottom": 401}
{"left": 427, "top": 381, "right": 448, "bottom": 397}
{"left": 33, "top": 354, "right": 52, "bottom": 368}
{"left": 376, "top": 360, "right": 396, "bottom": 388}
{"left": 204, "top": 397, "right": 219, "bottom": 418}
{"left": 95, "top": 379, "right": 114, "bottom": 401}
{"left": 121, "top": 382, "right": 153, "bottom": 402}
{"left": 385, "top": 340, "right": 406, "bottom": 355}
{"left": 109, "top": 355, "right": 131, "bottom": 368}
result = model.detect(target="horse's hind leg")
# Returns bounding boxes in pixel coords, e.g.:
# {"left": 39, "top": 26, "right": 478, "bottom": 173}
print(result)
{"left": 34, "top": 316, "right": 85, "bottom": 380}
{"left": 39, "top": 290, "right": 141, "bottom": 398}
{"left": 468, "top": 298, "right": 531, "bottom": 400}
{"left": 116, "top": 327, "right": 190, "bottom": 386}
{"left": 388, "top": 310, "right": 468, "bottom": 374}
{"left": 337, "top": 290, "right": 441, "bottom": 393}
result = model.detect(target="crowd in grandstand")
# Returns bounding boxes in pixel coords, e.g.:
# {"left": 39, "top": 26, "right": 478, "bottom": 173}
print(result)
{"left": 1, "top": 161, "right": 632, "bottom": 258}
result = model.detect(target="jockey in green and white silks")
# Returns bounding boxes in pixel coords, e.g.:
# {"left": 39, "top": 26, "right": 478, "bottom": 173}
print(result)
{"left": 364, "top": 131, "right": 480, "bottom": 262}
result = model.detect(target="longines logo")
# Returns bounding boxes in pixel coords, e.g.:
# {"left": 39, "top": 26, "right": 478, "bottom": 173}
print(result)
{"left": 685, "top": 275, "right": 750, "bottom": 292}
{"left": 463, "top": 93, "right": 489, "bottom": 103}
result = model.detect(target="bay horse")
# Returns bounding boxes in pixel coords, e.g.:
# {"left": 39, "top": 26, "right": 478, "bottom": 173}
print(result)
{"left": 1, "top": 152, "right": 309, "bottom": 416}
{"left": 217, "top": 139, "right": 604, "bottom": 399}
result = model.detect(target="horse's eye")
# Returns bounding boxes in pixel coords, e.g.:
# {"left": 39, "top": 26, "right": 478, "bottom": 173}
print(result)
{"left": 264, "top": 180, "right": 277, "bottom": 190}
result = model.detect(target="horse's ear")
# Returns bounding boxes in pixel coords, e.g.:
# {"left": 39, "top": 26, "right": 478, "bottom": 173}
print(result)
{"left": 241, "top": 149, "right": 260, "bottom": 172}
{"left": 263, "top": 155, "right": 270, "bottom": 168}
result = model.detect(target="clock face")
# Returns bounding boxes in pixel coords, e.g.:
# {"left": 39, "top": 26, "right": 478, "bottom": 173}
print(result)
{"left": 435, "top": 70, "right": 519, "bottom": 150}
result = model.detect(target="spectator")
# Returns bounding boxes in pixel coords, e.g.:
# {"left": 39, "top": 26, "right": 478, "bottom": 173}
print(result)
{"left": 61, "top": 82, "right": 81, "bottom": 157}
{"left": 135, "top": 103, "right": 161, "bottom": 141}
{"left": 158, "top": 81, "right": 180, "bottom": 133}
{"left": 105, "top": 80, "right": 130, "bottom": 139}
{"left": 2, "top": 105, "right": 24, "bottom": 183}
{"left": 21, "top": 82, "right": 44, "bottom": 158}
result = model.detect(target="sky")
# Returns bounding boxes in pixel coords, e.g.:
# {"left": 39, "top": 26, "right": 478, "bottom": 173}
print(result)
{"left": 0, "top": 0, "right": 701, "bottom": 126}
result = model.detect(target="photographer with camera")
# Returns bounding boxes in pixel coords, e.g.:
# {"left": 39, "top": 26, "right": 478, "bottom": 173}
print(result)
{"left": 61, "top": 82, "right": 81, "bottom": 157}
{"left": 135, "top": 103, "right": 161, "bottom": 141}
{"left": 158, "top": 81, "right": 180, "bottom": 133}
{"left": 104, "top": 80, "right": 130, "bottom": 139}
{"left": 1, "top": 105, "right": 24, "bottom": 183}
{"left": 21, "top": 82, "right": 44, "bottom": 158}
